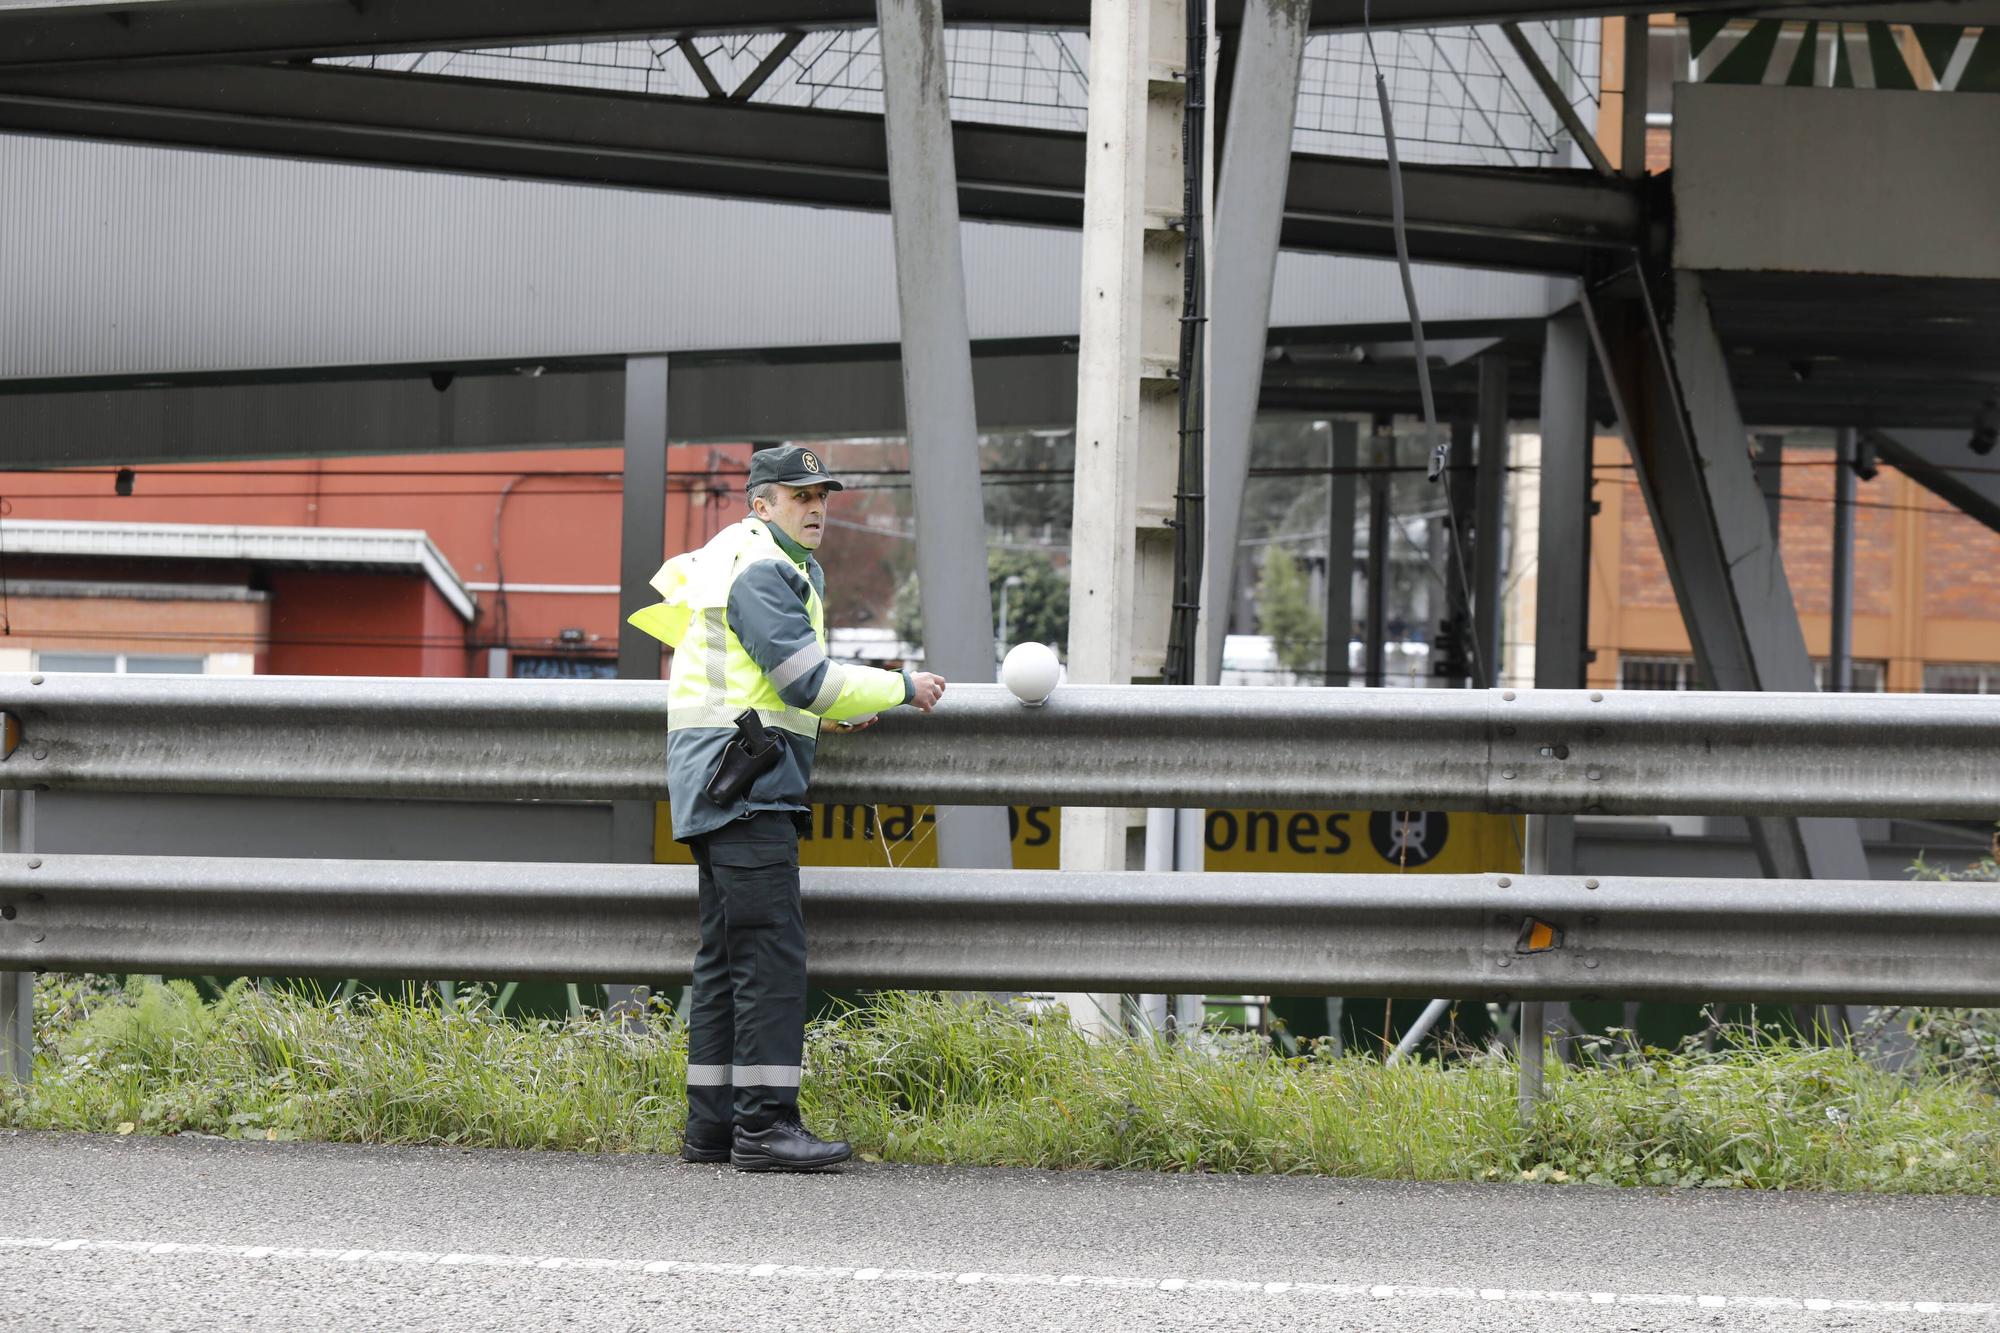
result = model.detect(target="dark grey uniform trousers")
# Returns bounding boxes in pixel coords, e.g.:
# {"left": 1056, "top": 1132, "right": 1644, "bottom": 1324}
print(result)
{"left": 683, "top": 810, "right": 809, "bottom": 1143}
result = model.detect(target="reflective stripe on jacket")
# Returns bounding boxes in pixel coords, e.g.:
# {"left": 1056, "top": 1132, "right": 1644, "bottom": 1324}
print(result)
{"left": 629, "top": 517, "right": 910, "bottom": 841}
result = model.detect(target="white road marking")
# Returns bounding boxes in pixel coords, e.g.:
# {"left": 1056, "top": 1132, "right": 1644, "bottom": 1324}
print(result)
{"left": 2, "top": 1234, "right": 1993, "bottom": 1318}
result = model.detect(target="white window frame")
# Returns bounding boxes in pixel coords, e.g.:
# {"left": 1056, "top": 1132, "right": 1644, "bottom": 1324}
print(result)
{"left": 33, "top": 651, "right": 206, "bottom": 675}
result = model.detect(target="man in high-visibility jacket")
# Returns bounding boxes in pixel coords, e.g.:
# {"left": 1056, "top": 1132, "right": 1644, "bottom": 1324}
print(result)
{"left": 630, "top": 444, "right": 946, "bottom": 1172}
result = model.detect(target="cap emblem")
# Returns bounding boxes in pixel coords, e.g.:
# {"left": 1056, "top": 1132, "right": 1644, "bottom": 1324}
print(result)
{"left": 801, "top": 451, "right": 821, "bottom": 474}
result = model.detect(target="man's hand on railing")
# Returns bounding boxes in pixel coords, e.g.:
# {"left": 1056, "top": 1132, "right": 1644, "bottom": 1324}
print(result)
{"left": 909, "top": 671, "right": 946, "bottom": 713}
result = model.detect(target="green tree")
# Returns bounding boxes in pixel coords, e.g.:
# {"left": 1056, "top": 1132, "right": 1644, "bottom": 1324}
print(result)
{"left": 1256, "top": 542, "right": 1324, "bottom": 678}
{"left": 894, "top": 550, "right": 1069, "bottom": 660}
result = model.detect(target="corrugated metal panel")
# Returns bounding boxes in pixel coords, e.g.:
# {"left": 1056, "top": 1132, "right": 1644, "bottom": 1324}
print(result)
{"left": 1, "top": 132, "right": 1564, "bottom": 381}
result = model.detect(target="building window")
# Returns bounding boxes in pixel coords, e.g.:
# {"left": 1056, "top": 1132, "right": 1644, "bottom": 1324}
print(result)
{"left": 512, "top": 655, "right": 619, "bottom": 680}
{"left": 1619, "top": 654, "right": 1696, "bottom": 691}
{"left": 1622, "top": 654, "right": 1889, "bottom": 692}
{"left": 1811, "top": 659, "right": 1886, "bottom": 693}
{"left": 1924, "top": 663, "right": 2000, "bottom": 694}
{"left": 36, "top": 652, "right": 204, "bottom": 674}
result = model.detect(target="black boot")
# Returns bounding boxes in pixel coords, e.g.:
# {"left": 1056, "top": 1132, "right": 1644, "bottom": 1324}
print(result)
{"left": 731, "top": 1119, "right": 852, "bottom": 1172}
{"left": 680, "top": 1135, "right": 731, "bottom": 1165}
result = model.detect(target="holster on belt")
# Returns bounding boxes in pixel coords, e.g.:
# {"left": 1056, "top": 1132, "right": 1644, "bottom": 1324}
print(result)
{"left": 705, "top": 710, "right": 785, "bottom": 804}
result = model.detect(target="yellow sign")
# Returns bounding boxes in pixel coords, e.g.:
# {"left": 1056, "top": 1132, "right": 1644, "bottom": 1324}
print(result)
{"left": 657, "top": 804, "right": 1519, "bottom": 873}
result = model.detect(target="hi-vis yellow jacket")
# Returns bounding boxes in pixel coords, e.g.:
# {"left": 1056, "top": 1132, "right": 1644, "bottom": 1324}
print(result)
{"left": 630, "top": 517, "right": 911, "bottom": 841}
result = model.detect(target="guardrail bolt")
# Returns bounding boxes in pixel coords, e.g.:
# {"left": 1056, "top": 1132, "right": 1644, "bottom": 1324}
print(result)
{"left": 31, "top": 750, "right": 46, "bottom": 762}
{"left": 1503, "top": 691, "right": 1516, "bottom": 702}
{"left": 1589, "top": 691, "right": 1603, "bottom": 702}
{"left": 1584, "top": 878, "right": 1599, "bottom": 890}
{"left": 0, "top": 906, "right": 14, "bottom": 920}
{"left": 1497, "top": 877, "right": 1512, "bottom": 888}
{"left": 1583, "top": 958, "right": 1599, "bottom": 969}
{"left": 1501, "top": 769, "right": 1516, "bottom": 780}
{"left": 29, "top": 675, "right": 43, "bottom": 686}
{"left": 1585, "top": 767, "right": 1603, "bottom": 780}
{"left": 26, "top": 859, "right": 39, "bottom": 870}
{"left": 1498, "top": 724, "right": 1515, "bottom": 737}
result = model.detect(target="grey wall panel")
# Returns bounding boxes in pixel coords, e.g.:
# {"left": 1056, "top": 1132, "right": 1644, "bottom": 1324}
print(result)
{"left": 1675, "top": 85, "right": 2000, "bottom": 282}
{"left": 1, "top": 132, "right": 1566, "bottom": 382}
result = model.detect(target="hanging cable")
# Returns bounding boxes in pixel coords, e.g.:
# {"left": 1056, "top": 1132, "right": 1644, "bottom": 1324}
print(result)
{"left": 1365, "top": 2, "right": 1489, "bottom": 691}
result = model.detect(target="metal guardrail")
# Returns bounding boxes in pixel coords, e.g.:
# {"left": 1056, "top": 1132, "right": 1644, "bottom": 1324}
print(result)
{"left": 4, "top": 672, "right": 2000, "bottom": 817}
{"left": 4, "top": 855, "right": 1997, "bottom": 1006}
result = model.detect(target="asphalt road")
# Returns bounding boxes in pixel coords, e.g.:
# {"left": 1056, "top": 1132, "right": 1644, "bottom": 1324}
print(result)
{"left": 2, "top": 1131, "right": 1995, "bottom": 1331}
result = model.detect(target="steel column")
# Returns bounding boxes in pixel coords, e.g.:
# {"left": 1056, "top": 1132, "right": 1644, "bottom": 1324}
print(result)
{"left": 1200, "top": 0, "right": 1312, "bottom": 685}
{"left": 1473, "top": 353, "right": 1510, "bottom": 684}
{"left": 1619, "top": 14, "right": 1649, "bottom": 179}
{"left": 1582, "top": 273, "right": 1870, "bottom": 885}
{"left": 610, "top": 355, "right": 670, "bottom": 1024}
{"left": 1754, "top": 433, "right": 1784, "bottom": 545}
{"left": 1323, "top": 421, "right": 1358, "bottom": 685}
{"left": 877, "top": 0, "right": 1012, "bottom": 873}
{"left": 1830, "top": 427, "right": 1856, "bottom": 693}
{"left": 1364, "top": 429, "right": 1391, "bottom": 687}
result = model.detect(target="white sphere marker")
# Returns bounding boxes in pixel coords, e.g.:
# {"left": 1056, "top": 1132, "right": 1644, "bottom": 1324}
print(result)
{"left": 1000, "top": 642, "right": 1061, "bottom": 706}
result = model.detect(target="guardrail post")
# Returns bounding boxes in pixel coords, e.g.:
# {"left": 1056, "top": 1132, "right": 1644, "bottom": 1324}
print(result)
{"left": 1516, "top": 813, "right": 1551, "bottom": 1126}
{"left": 1, "top": 784, "right": 33, "bottom": 1084}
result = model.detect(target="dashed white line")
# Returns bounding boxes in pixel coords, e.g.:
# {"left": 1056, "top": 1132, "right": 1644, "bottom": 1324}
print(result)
{"left": 2, "top": 1234, "right": 1992, "bottom": 1318}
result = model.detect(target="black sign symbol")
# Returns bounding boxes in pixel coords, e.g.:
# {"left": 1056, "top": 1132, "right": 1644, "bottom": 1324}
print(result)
{"left": 1368, "top": 809, "right": 1450, "bottom": 867}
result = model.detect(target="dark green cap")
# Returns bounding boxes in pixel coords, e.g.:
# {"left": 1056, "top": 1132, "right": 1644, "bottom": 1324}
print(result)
{"left": 747, "top": 444, "right": 844, "bottom": 493}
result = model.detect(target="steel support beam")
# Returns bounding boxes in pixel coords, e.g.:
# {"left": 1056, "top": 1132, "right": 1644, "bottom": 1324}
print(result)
{"left": 0, "top": 62, "right": 1645, "bottom": 272}
{"left": 1582, "top": 272, "right": 1870, "bottom": 885}
{"left": 1830, "top": 427, "right": 1856, "bottom": 693}
{"left": 1201, "top": 0, "right": 1311, "bottom": 686}
{"left": 1535, "top": 309, "right": 1590, "bottom": 867}
{"left": 608, "top": 355, "right": 669, "bottom": 1024}
{"left": 1473, "top": 352, "right": 1509, "bottom": 684}
{"left": 1866, "top": 427, "right": 2000, "bottom": 536}
{"left": 0, "top": 0, "right": 1888, "bottom": 69}
{"left": 1753, "top": 433, "right": 1785, "bottom": 544}
{"left": 877, "top": 0, "right": 1011, "bottom": 872}
{"left": 1323, "top": 421, "right": 1358, "bottom": 686}
{"left": 1364, "top": 431, "right": 1391, "bottom": 687}
{"left": 0, "top": 352, "right": 1081, "bottom": 469}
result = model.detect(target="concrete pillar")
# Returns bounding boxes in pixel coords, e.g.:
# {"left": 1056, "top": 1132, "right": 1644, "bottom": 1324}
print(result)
{"left": 877, "top": 0, "right": 1012, "bottom": 872}
{"left": 608, "top": 355, "right": 669, "bottom": 1024}
{"left": 1061, "top": 0, "right": 1198, "bottom": 1035}
{"left": 1199, "top": 0, "right": 1312, "bottom": 686}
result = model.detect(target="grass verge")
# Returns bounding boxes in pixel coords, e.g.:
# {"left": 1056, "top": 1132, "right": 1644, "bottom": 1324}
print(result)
{"left": 3, "top": 977, "right": 1994, "bottom": 1193}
